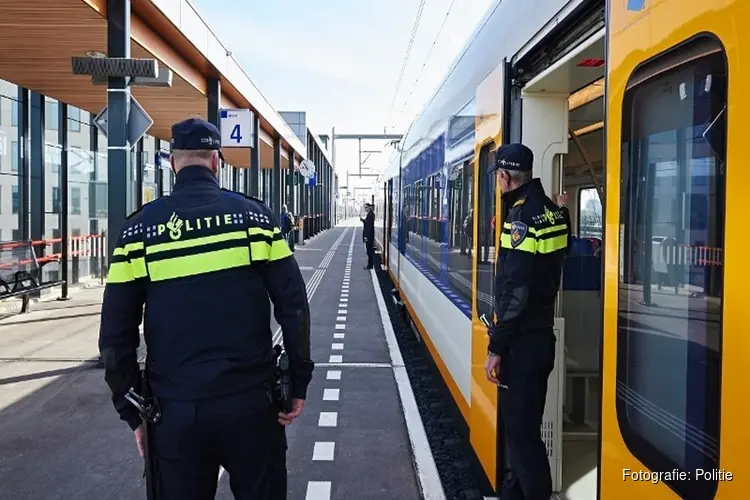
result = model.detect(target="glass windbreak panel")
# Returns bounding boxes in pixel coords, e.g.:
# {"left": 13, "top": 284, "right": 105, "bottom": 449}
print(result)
{"left": 45, "top": 98, "right": 59, "bottom": 145}
{"left": 161, "top": 162, "right": 173, "bottom": 195}
{"left": 67, "top": 118, "right": 95, "bottom": 282}
{"left": 44, "top": 143, "right": 62, "bottom": 285}
{"left": 142, "top": 136, "right": 157, "bottom": 203}
{"left": 475, "top": 144, "right": 495, "bottom": 319}
{"left": 0, "top": 93, "right": 22, "bottom": 241}
{"left": 617, "top": 45, "right": 725, "bottom": 500}
{"left": 578, "top": 187, "right": 603, "bottom": 239}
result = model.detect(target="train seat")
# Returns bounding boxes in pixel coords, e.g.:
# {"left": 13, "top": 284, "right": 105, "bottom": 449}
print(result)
{"left": 562, "top": 236, "right": 602, "bottom": 372}
{"left": 560, "top": 236, "right": 602, "bottom": 427}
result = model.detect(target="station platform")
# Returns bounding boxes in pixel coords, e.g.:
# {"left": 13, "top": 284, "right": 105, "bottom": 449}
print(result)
{"left": 0, "top": 220, "right": 453, "bottom": 500}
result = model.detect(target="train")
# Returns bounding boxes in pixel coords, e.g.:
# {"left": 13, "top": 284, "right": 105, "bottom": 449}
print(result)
{"left": 372, "top": 0, "right": 745, "bottom": 498}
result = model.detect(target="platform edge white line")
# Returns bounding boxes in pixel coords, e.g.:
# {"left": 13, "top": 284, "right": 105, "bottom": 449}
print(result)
{"left": 370, "top": 268, "right": 446, "bottom": 500}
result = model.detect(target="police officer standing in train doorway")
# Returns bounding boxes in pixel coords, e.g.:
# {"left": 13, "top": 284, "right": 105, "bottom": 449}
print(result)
{"left": 98, "top": 118, "right": 314, "bottom": 499}
{"left": 484, "top": 143, "right": 571, "bottom": 500}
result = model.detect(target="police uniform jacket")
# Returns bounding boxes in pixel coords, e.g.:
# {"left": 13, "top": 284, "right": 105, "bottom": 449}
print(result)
{"left": 362, "top": 210, "right": 375, "bottom": 241}
{"left": 489, "top": 178, "right": 571, "bottom": 355}
{"left": 98, "top": 165, "right": 314, "bottom": 431}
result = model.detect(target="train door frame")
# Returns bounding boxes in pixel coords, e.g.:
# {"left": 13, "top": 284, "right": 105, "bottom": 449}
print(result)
{"left": 508, "top": 1, "right": 606, "bottom": 494}
{"left": 387, "top": 178, "right": 394, "bottom": 268}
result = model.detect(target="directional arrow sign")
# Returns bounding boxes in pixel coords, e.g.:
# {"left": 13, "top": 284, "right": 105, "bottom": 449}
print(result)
{"left": 94, "top": 94, "right": 154, "bottom": 147}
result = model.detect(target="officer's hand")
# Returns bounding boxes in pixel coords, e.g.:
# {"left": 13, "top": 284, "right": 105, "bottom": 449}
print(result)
{"left": 133, "top": 425, "right": 145, "bottom": 457}
{"left": 485, "top": 353, "right": 501, "bottom": 385}
{"left": 554, "top": 193, "right": 568, "bottom": 207}
{"left": 278, "top": 398, "right": 305, "bottom": 426}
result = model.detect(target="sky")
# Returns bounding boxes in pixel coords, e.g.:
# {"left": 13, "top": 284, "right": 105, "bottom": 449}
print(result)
{"left": 190, "top": 0, "right": 494, "bottom": 195}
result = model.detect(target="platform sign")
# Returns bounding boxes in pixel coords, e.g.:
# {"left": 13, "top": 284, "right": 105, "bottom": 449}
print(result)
{"left": 94, "top": 95, "right": 154, "bottom": 147}
{"left": 220, "top": 109, "right": 254, "bottom": 148}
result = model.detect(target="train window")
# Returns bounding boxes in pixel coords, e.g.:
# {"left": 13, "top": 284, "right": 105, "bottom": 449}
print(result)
{"left": 617, "top": 38, "right": 725, "bottom": 500}
{"left": 445, "top": 160, "right": 474, "bottom": 304}
{"left": 387, "top": 179, "right": 394, "bottom": 253}
{"left": 475, "top": 143, "right": 496, "bottom": 319}
{"left": 411, "top": 181, "right": 423, "bottom": 260}
{"left": 391, "top": 178, "right": 399, "bottom": 251}
{"left": 577, "top": 187, "right": 602, "bottom": 239}
{"left": 400, "top": 184, "right": 412, "bottom": 255}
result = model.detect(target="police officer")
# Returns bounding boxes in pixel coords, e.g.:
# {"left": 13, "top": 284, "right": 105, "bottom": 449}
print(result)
{"left": 98, "top": 118, "right": 314, "bottom": 499}
{"left": 483, "top": 143, "right": 570, "bottom": 500}
{"left": 361, "top": 203, "right": 375, "bottom": 269}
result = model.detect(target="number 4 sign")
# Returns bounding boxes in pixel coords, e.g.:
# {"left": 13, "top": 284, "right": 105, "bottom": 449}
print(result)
{"left": 219, "top": 109, "right": 254, "bottom": 148}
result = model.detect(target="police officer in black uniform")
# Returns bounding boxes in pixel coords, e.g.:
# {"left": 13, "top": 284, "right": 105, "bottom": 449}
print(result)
{"left": 361, "top": 203, "right": 375, "bottom": 269}
{"left": 483, "top": 143, "right": 570, "bottom": 500}
{"left": 98, "top": 118, "right": 313, "bottom": 499}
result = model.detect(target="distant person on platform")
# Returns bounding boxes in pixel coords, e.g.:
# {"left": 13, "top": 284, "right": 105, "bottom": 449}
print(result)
{"left": 360, "top": 203, "right": 375, "bottom": 270}
{"left": 281, "top": 204, "right": 295, "bottom": 251}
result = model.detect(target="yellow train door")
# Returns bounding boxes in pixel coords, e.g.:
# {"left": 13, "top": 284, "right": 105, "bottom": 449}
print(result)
{"left": 601, "top": 0, "right": 749, "bottom": 497}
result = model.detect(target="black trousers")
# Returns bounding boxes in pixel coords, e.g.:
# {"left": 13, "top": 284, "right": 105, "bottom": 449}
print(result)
{"left": 498, "top": 329, "right": 556, "bottom": 500}
{"left": 151, "top": 388, "right": 287, "bottom": 500}
{"left": 365, "top": 239, "right": 374, "bottom": 268}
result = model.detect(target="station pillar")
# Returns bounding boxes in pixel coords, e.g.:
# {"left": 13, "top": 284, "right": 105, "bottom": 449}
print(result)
{"left": 207, "top": 77, "right": 221, "bottom": 131}
{"left": 272, "top": 136, "right": 282, "bottom": 224}
{"left": 249, "top": 113, "right": 260, "bottom": 197}
{"left": 288, "top": 147, "right": 296, "bottom": 230}
{"left": 106, "top": 0, "right": 135, "bottom": 262}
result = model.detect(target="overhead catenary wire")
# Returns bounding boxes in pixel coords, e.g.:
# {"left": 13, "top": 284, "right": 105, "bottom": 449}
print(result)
{"left": 402, "top": 0, "right": 503, "bottom": 133}
{"left": 386, "top": 0, "right": 429, "bottom": 131}
{"left": 392, "top": 0, "right": 460, "bottom": 129}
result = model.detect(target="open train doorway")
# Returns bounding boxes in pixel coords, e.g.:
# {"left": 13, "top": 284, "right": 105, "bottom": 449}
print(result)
{"left": 513, "top": 15, "right": 605, "bottom": 499}
{"left": 559, "top": 78, "right": 604, "bottom": 500}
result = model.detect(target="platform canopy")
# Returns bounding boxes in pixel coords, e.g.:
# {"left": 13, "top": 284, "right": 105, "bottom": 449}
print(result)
{"left": 0, "top": 0, "right": 306, "bottom": 169}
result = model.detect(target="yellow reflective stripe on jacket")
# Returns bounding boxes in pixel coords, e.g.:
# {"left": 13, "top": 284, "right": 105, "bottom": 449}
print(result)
{"left": 500, "top": 233, "right": 536, "bottom": 253}
{"left": 535, "top": 234, "right": 568, "bottom": 254}
{"left": 501, "top": 222, "right": 567, "bottom": 237}
{"left": 500, "top": 222, "right": 568, "bottom": 254}
{"left": 108, "top": 241, "right": 147, "bottom": 284}
{"left": 247, "top": 226, "right": 291, "bottom": 262}
{"left": 248, "top": 227, "right": 274, "bottom": 239}
{"left": 531, "top": 224, "right": 567, "bottom": 237}
{"left": 269, "top": 236, "right": 292, "bottom": 261}
{"left": 533, "top": 224, "right": 568, "bottom": 254}
{"left": 250, "top": 241, "right": 270, "bottom": 260}
{"left": 147, "top": 247, "right": 250, "bottom": 282}
{"left": 108, "top": 262, "right": 135, "bottom": 283}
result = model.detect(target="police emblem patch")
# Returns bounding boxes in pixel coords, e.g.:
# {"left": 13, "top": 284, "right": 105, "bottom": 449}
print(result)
{"left": 510, "top": 221, "right": 528, "bottom": 248}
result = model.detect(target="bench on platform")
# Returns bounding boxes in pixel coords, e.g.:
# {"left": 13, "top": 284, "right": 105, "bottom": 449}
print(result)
{"left": 0, "top": 240, "right": 65, "bottom": 313}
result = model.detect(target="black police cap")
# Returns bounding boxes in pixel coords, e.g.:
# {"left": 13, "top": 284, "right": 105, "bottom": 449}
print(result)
{"left": 170, "top": 118, "right": 225, "bottom": 161}
{"left": 488, "top": 143, "right": 533, "bottom": 174}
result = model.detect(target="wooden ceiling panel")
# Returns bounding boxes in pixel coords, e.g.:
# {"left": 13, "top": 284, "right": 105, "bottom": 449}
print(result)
{"left": 223, "top": 143, "right": 290, "bottom": 170}
{"left": 0, "top": 0, "right": 289, "bottom": 170}
{"left": 0, "top": 0, "right": 208, "bottom": 143}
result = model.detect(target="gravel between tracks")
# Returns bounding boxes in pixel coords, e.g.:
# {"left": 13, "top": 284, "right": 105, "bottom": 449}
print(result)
{"left": 374, "top": 259, "right": 493, "bottom": 500}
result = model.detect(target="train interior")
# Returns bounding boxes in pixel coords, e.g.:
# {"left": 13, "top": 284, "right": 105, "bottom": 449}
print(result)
{"left": 516, "top": 27, "right": 606, "bottom": 499}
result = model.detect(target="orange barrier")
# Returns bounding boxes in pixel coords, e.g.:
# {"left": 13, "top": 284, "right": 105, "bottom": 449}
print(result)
{"left": 0, "top": 234, "right": 108, "bottom": 268}
{"left": 654, "top": 243, "right": 723, "bottom": 267}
